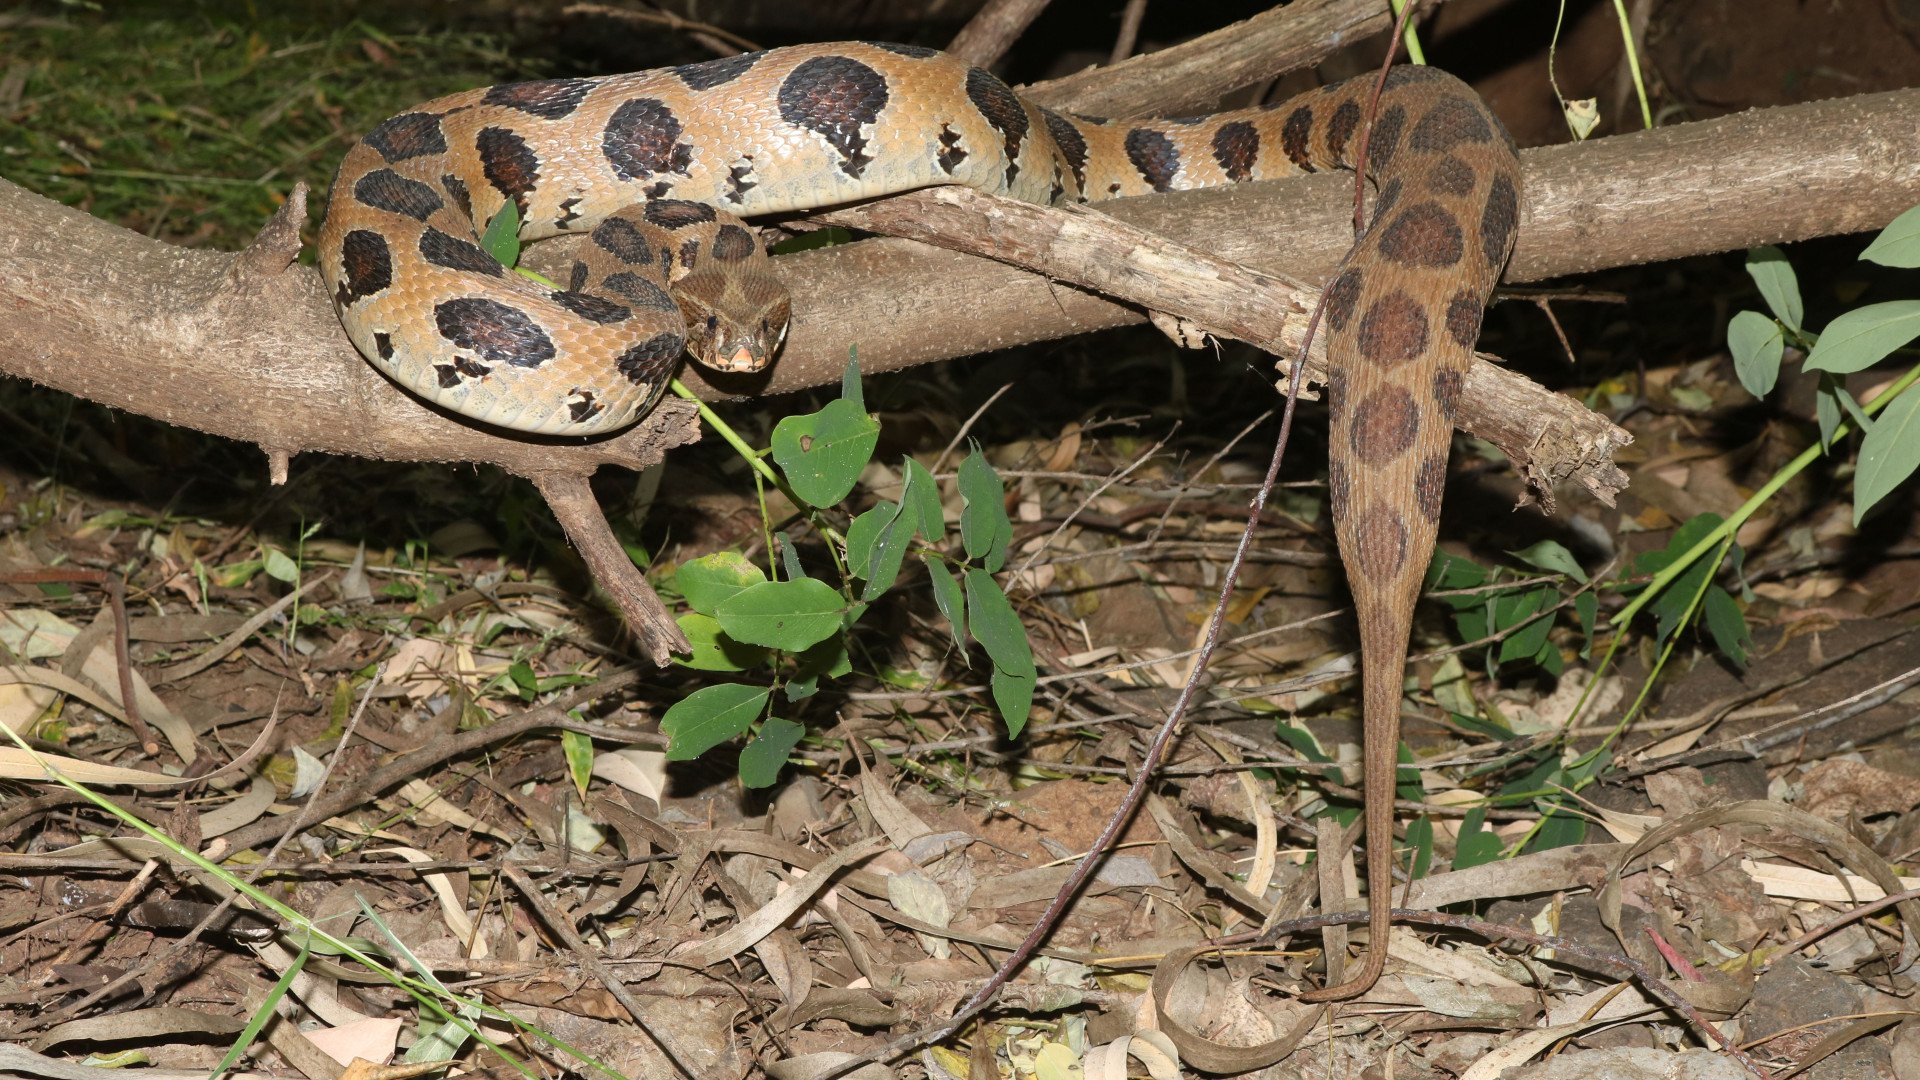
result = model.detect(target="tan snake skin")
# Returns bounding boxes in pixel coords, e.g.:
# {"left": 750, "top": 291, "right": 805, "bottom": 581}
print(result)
{"left": 319, "top": 41, "right": 1520, "bottom": 998}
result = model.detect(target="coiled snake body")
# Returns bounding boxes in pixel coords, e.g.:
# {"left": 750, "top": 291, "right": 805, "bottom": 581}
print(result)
{"left": 320, "top": 41, "right": 1520, "bottom": 996}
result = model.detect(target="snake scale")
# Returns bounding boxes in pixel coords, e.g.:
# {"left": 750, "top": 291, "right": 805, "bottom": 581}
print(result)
{"left": 320, "top": 41, "right": 1520, "bottom": 999}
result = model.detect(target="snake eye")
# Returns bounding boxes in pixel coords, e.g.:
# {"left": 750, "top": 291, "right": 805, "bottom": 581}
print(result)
{"left": 705, "top": 315, "right": 719, "bottom": 333}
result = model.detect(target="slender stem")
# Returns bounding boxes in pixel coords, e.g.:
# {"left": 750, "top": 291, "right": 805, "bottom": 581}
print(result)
{"left": 1609, "top": 0, "right": 1654, "bottom": 129}
{"left": 1387, "top": 0, "right": 1426, "bottom": 64}
{"left": 670, "top": 380, "right": 780, "bottom": 487}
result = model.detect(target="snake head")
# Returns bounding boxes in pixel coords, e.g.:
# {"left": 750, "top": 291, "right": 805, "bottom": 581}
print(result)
{"left": 675, "top": 270, "right": 791, "bottom": 375}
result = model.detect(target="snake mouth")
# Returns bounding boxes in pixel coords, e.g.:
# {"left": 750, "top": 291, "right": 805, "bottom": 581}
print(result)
{"left": 696, "top": 340, "right": 767, "bottom": 373}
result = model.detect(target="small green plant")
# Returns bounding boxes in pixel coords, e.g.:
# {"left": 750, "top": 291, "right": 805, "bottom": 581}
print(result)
{"left": 662, "top": 359, "right": 1036, "bottom": 787}
{"left": 1434, "top": 208, "right": 1920, "bottom": 874}
{"left": 1727, "top": 204, "right": 1920, "bottom": 526}
{"left": 1427, "top": 539, "right": 1598, "bottom": 677}
{"left": 1406, "top": 516, "right": 1758, "bottom": 869}
{"left": 473, "top": 201, "right": 1036, "bottom": 788}
{"left": 1579, "top": 204, "right": 1920, "bottom": 716}
{"left": 1620, "top": 513, "right": 1751, "bottom": 666}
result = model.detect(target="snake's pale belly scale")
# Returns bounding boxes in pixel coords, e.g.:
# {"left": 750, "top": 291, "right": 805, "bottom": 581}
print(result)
{"left": 320, "top": 41, "right": 1520, "bottom": 995}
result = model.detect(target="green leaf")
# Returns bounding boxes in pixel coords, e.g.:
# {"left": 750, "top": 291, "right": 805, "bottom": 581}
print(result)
{"left": 1395, "top": 742, "right": 1422, "bottom": 802}
{"left": 864, "top": 516, "right": 913, "bottom": 601}
{"left": 262, "top": 548, "right": 299, "bottom": 584}
{"left": 1854, "top": 384, "right": 1920, "bottom": 525}
{"left": 1448, "top": 709, "right": 1512, "bottom": 741}
{"left": 211, "top": 938, "right": 309, "bottom": 1080}
{"left": 1425, "top": 549, "right": 1487, "bottom": 595}
{"left": 900, "top": 457, "right": 945, "bottom": 542}
{"left": 990, "top": 667, "right": 1035, "bottom": 739}
{"left": 716, "top": 578, "right": 846, "bottom": 651}
{"left": 777, "top": 532, "right": 804, "bottom": 582}
{"left": 1525, "top": 802, "right": 1588, "bottom": 853}
{"left": 1272, "top": 720, "right": 1331, "bottom": 763}
{"left": 1816, "top": 375, "right": 1844, "bottom": 450}
{"left": 739, "top": 718, "right": 805, "bottom": 788}
{"left": 480, "top": 200, "right": 521, "bottom": 268}
{"left": 839, "top": 353, "right": 866, "bottom": 410}
{"left": 1562, "top": 746, "right": 1608, "bottom": 787}
{"left": 1629, "top": 515, "right": 1729, "bottom": 646}
{"left": 1701, "top": 586, "right": 1751, "bottom": 668}
{"left": 1861, "top": 204, "right": 1920, "bottom": 268}
{"left": 965, "top": 568, "right": 1035, "bottom": 736}
{"left": 533, "top": 666, "right": 596, "bottom": 694}
{"left": 958, "top": 449, "right": 1012, "bottom": 571}
{"left": 1669, "top": 385, "right": 1713, "bottom": 412}
{"left": 562, "top": 729, "right": 593, "bottom": 799}
{"left": 1496, "top": 753, "right": 1563, "bottom": 803}
{"left": 675, "top": 612, "right": 770, "bottom": 672}
{"left": 1727, "top": 310, "right": 1784, "bottom": 398}
{"left": 506, "top": 660, "right": 538, "bottom": 701}
{"left": 1452, "top": 603, "right": 1491, "bottom": 647}
{"left": 924, "top": 557, "right": 968, "bottom": 654}
{"left": 676, "top": 552, "right": 768, "bottom": 616}
{"left": 770, "top": 397, "right": 881, "bottom": 508}
{"left": 1507, "top": 588, "right": 1559, "bottom": 665}
{"left": 1494, "top": 588, "right": 1550, "bottom": 666}
{"left": 845, "top": 500, "right": 912, "bottom": 602}
{"left": 1745, "top": 245, "right": 1802, "bottom": 331}
{"left": 1823, "top": 386, "right": 1874, "bottom": 444}
{"left": 786, "top": 634, "right": 851, "bottom": 701}
{"left": 1805, "top": 300, "right": 1920, "bottom": 374}
{"left": 1509, "top": 540, "right": 1587, "bottom": 584}
{"left": 964, "top": 568, "right": 1033, "bottom": 677}
{"left": 661, "top": 683, "right": 769, "bottom": 761}
{"left": 1632, "top": 513, "right": 1724, "bottom": 576}
{"left": 1452, "top": 806, "right": 1505, "bottom": 869}
{"left": 1654, "top": 562, "right": 1713, "bottom": 644}
{"left": 1535, "top": 640, "right": 1565, "bottom": 675}
{"left": 1403, "top": 815, "right": 1433, "bottom": 880}
{"left": 844, "top": 502, "right": 901, "bottom": 581}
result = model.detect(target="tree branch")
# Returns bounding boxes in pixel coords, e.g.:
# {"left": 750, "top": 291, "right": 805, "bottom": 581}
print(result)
{"left": 665, "top": 85, "right": 1920, "bottom": 504}
{"left": 4, "top": 20, "right": 1914, "bottom": 656}
{"left": 0, "top": 181, "right": 704, "bottom": 480}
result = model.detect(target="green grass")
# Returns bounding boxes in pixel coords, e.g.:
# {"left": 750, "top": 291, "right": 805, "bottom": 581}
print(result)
{"left": 0, "top": 3, "right": 597, "bottom": 547}
{"left": 0, "top": 1, "right": 537, "bottom": 252}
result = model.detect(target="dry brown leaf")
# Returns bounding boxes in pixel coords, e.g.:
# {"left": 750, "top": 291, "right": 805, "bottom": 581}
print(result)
{"left": 1799, "top": 758, "right": 1920, "bottom": 822}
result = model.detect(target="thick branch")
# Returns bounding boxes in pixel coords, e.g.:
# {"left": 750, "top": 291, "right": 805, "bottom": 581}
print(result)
{"left": 806, "top": 188, "right": 1626, "bottom": 508}
{"left": 0, "top": 181, "right": 703, "bottom": 479}
{"left": 749, "top": 88, "right": 1920, "bottom": 387}
{"left": 943, "top": 0, "right": 1444, "bottom": 91}
{"left": 535, "top": 472, "right": 687, "bottom": 662}
{"left": 669, "top": 86, "right": 1920, "bottom": 460}
{"left": 4, "top": 86, "right": 1911, "bottom": 518}
{"left": 1017, "top": 0, "right": 1434, "bottom": 118}
{"left": 943, "top": 0, "right": 1052, "bottom": 67}
{"left": 0, "top": 183, "right": 702, "bottom": 654}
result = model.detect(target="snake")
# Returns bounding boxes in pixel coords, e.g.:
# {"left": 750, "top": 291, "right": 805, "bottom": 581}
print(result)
{"left": 318, "top": 41, "right": 1520, "bottom": 999}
